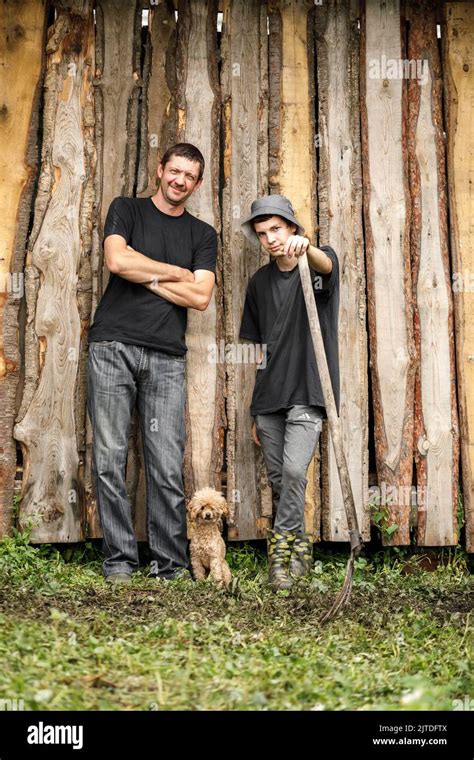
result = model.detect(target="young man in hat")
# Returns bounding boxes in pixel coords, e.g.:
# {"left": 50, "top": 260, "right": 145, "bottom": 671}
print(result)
{"left": 239, "top": 195, "right": 340, "bottom": 591}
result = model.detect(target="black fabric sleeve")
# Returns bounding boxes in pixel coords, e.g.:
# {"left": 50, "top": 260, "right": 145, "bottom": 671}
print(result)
{"left": 239, "top": 280, "right": 261, "bottom": 342}
{"left": 312, "top": 244, "right": 339, "bottom": 295}
{"left": 192, "top": 225, "right": 217, "bottom": 274}
{"left": 103, "top": 197, "right": 135, "bottom": 245}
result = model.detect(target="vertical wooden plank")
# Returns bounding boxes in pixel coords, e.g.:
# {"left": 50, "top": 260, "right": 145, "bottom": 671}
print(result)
{"left": 409, "top": 0, "right": 459, "bottom": 546}
{"left": 176, "top": 0, "right": 224, "bottom": 497}
{"left": 360, "top": 0, "right": 414, "bottom": 544}
{"left": 0, "top": 0, "right": 47, "bottom": 536}
{"left": 94, "top": 0, "right": 141, "bottom": 249}
{"left": 443, "top": 2, "right": 474, "bottom": 551}
{"left": 268, "top": 0, "right": 320, "bottom": 538}
{"left": 274, "top": 0, "right": 313, "bottom": 224}
{"left": 14, "top": 0, "right": 95, "bottom": 542}
{"left": 85, "top": 0, "right": 143, "bottom": 539}
{"left": 137, "top": 0, "right": 177, "bottom": 197}
{"left": 221, "top": 0, "right": 270, "bottom": 540}
{"left": 315, "top": 0, "right": 370, "bottom": 543}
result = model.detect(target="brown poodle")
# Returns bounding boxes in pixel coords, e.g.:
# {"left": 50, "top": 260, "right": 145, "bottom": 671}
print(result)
{"left": 187, "top": 487, "right": 232, "bottom": 587}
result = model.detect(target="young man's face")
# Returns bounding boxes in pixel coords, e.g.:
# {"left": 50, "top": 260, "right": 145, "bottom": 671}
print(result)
{"left": 253, "top": 216, "right": 296, "bottom": 256}
{"left": 157, "top": 155, "right": 203, "bottom": 206}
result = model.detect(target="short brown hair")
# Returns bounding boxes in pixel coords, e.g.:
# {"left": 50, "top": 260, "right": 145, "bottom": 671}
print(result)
{"left": 252, "top": 214, "right": 296, "bottom": 231}
{"left": 160, "top": 143, "right": 205, "bottom": 181}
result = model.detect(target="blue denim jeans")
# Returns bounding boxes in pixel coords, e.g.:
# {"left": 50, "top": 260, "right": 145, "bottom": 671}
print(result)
{"left": 86, "top": 340, "right": 189, "bottom": 578}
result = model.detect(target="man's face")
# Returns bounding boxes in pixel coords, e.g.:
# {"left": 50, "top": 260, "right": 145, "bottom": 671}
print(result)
{"left": 253, "top": 216, "right": 296, "bottom": 256}
{"left": 157, "top": 155, "right": 203, "bottom": 206}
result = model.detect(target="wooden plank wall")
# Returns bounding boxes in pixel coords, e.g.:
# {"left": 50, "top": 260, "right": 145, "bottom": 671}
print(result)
{"left": 221, "top": 0, "right": 272, "bottom": 540}
{"left": 2, "top": 0, "right": 473, "bottom": 550}
{"left": 361, "top": 0, "right": 415, "bottom": 545}
{"left": 315, "top": 0, "right": 370, "bottom": 543}
{"left": 443, "top": 2, "right": 474, "bottom": 551}
{"left": 175, "top": 0, "right": 225, "bottom": 499}
{"left": 409, "top": 0, "right": 458, "bottom": 546}
{"left": 14, "top": 0, "right": 95, "bottom": 541}
{"left": 0, "top": 0, "right": 47, "bottom": 536}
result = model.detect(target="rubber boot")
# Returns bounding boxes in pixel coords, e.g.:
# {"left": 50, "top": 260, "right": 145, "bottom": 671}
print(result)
{"left": 288, "top": 532, "right": 314, "bottom": 579}
{"left": 267, "top": 529, "right": 296, "bottom": 591}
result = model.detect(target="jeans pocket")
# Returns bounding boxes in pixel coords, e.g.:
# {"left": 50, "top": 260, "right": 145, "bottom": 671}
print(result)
{"left": 92, "top": 340, "right": 116, "bottom": 346}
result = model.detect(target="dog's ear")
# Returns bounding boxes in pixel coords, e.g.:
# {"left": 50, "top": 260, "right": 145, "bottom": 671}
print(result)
{"left": 220, "top": 499, "right": 230, "bottom": 519}
{"left": 187, "top": 498, "right": 201, "bottom": 521}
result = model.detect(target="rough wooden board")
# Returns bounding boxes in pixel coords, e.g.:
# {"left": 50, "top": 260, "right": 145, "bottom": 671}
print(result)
{"left": 176, "top": 0, "right": 224, "bottom": 498}
{"left": 85, "top": 0, "right": 143, "bottom": 539}
{"left": 14, "top": 2, "right": 95, "bottom": 542}
{"left": 315, "top": 0, "right": 370, "bottom": 543}
{"left": 360, "top": 0, "right": 414, "bottom": 545}
{"left": 137, "top": 0, "right": 177, "bottom": 197}
{"left": 95, "top": 0, "right": 141, "bottom": 295}
{"left": 221, "top": 0, "right": 270, "bottom": 540}
{"left": 268, "top": 3, "right": 282, "bottom": 194}
{"left": 443, "top": 2, "right": 474, "bottom": 552}
{"left": 273, "top": 0, "right": 313, "bottom": 229}
{"left": 269, "top": 0, "right": 320, "bottom": 537}
{"left": 409, "top": 0, "right": 458, "bottom": 546}
{"left": 0, "top": 0, "right": 47, "bottom": 536}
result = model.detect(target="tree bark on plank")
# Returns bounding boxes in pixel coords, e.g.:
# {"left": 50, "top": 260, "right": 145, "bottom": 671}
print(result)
{"left": 360, "top": 0, "right": 415, "bottom": 545}
{"left": 442, "top": 2, "right": 474, "bottom": 552}
{"left": 315, "top": 0, "right": 370, "bottom": 543}
{"left": 176, "top": 0, "right": 224, "bottom": 499}
{"left": 0, "top": 0, "right": 47, "bottom": 536}
{"left": 221, "top": 0, "right": 271, "bottom": 540}
{"left": 408, "top": 0, "right": 459, "bottom": 546}
{"left": 14, "top": 0, "right": 95, "bottom": 542}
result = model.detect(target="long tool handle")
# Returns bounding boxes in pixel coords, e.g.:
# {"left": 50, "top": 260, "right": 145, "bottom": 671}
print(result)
{"left": 297, "top": 253, "right": 363, "bottom": 555}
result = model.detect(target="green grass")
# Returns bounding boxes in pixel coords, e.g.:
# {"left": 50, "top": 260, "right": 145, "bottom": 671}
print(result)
{"left": 0, "top": 532, "right": 472, "bottom": 711}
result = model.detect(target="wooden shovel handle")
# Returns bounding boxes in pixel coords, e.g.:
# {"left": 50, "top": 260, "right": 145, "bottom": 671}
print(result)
{"left": 297, "top": 253, "right": 363, "bottom": 553}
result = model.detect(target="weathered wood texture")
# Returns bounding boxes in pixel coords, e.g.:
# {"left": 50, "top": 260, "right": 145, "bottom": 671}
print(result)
{"left": 0, "top": 0, "right": 47, "bottom": 536}
{"left": 315, "top": 0, "right": 370, "bottom": 543}
{"left": 137, "top": 0, "right": 177, "bottom": 198}
{"left": 266, "top": 0, "right": 322, "bottom": 539}
{"left": 221, "top": 0, "right": 271, "bottom": 540}
{"left": 84, "top": 0, "right": 145, "bottom": 540}
{"left": 176, "top": 0, "right": 224, "bottom": 499}
{"left": 409, "top": 0, "right": 459, "bottom": 546}
{"left": 360, "top": 0, "right": 415, "bottom": 544}
{"left": 443, "top": 2, "right": 474, "bottom": 551}
{"left": 14, "top": 1, "right": 95, "bottom": 541}
{"left": 4, "top": 1, "right": 472, "bottom": 550}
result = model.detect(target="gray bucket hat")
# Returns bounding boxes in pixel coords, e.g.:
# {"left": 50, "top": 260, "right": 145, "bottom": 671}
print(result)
{"left": 240, "top": 194, "right": 305, "bottom": 244}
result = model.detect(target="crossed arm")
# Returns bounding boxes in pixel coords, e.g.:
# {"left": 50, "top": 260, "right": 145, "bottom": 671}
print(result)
{"left": 104, "top": 234, "right": 215, "bottom": 311}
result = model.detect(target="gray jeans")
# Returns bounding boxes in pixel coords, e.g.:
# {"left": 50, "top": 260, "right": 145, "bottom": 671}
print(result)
{"left": 86, "top": 340, "right": 189, "bottom": 578}
{"left": 255, "top": 405, "right": 324, "bottom": 533}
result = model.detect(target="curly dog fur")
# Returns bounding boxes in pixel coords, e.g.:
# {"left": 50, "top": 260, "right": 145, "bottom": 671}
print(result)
{"left": 187, "top": 488, "right": 232, "bottom": 587}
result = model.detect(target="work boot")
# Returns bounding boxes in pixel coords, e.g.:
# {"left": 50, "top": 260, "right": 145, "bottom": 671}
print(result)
{"left": 267, "top": 529, "right": 296, "bottom": 591}
{"left": 288, "top": 532, "right": 314, "bottom": 579}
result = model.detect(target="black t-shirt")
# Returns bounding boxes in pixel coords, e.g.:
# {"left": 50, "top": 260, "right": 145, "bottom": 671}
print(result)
{"left": 87, "top": 196, "right": 217, "bottom": 355}
{"left": 239, "top": 245, "right": 340, "bottom": 417}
